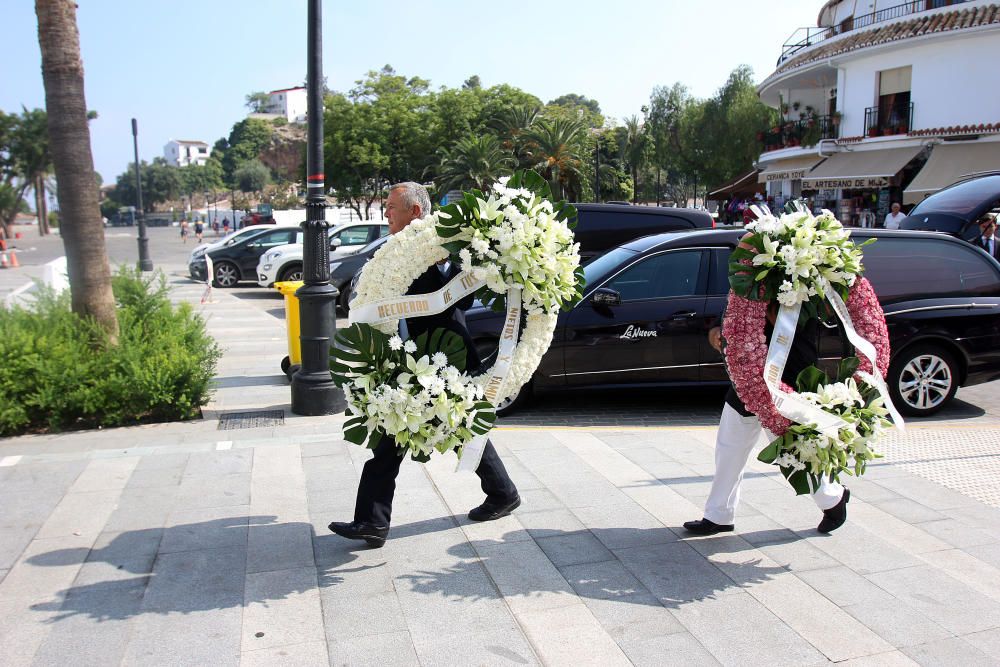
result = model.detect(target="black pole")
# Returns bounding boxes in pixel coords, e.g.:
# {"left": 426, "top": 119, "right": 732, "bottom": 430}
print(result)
{"left": 657, "top": 168, "right": 661, "bottom": 207}
{"left": 594, "top": 133, "right": 600, "bottom": 203}
{"left": 291, "top": 0, "right": 343, "bottom": 415}
{"left": 131, "top": 118, "right": 153, "bottom": 271}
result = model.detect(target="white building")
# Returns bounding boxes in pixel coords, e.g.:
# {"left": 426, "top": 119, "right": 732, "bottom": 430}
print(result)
{"left": 756, "top": 0, "right": 1000, "bottom": 225}
{"left": 164, "top": 139, "right": 212, "bottom": 167}
{"left": 263, "top": 86, "right": 308, "bottom": 123}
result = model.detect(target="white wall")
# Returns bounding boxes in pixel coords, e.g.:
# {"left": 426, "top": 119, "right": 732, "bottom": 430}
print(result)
{"left": 838, "top": 29, "right": 1000, "bottom": 137}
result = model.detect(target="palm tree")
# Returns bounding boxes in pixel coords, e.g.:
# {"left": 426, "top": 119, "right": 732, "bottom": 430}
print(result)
{"left": 435, "top": 135, "right": 515, "bottom": 195}
{"left": 35, "top": 0, "right": 118, "bottom": 340}
{"left": 620, "top": 116, "right": 649, "bottom": 204}
{"left": 522, "top": 117, "right": 587, "bottom": 201}
{"left": 489, "top": 105, "right": 540, "bottom": 166}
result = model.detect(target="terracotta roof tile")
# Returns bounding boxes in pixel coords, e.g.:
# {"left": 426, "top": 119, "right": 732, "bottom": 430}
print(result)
{"left": 774, "top": 4, "right": 1000, "bottom": 76}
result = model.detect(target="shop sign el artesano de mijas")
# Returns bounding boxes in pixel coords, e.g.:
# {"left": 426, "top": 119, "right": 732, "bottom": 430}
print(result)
{"left": 801, "top": 176, "right": 890, "bottom": 189}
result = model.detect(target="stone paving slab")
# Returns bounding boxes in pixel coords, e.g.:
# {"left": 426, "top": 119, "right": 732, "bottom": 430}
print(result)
{"left": 1, "top": 266, "right": 1000, "bottom": 664}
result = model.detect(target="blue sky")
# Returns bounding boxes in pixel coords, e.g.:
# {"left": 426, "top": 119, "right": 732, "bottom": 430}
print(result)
{"left": 2, "top": 1, "right": 819, "bottom": 183}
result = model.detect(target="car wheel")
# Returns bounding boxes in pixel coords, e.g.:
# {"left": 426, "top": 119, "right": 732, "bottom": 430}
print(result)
{"left": 279, "top": 263, "right": 303, "bottom": 282}
{"left": 338, "top": 284, "right": 352, "bottom": 313}
{"left": 496, "top": 380, "right": 532, "bottom": 417}
{"left": 213, "top": 261, "right": 240, "bottom": 288}
{"left": 888, "top": 344, "right": 959, "bottom": 417}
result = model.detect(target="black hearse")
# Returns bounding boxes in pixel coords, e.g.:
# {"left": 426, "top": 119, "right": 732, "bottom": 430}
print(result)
{"left": 468, "top": 228, "right": 1000, "bottom": 417}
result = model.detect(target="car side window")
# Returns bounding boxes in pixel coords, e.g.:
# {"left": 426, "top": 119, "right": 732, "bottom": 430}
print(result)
{"left": 337, "top": 226, "right": 372, "bottom": 245}
{"left": 605, "top": 250, "right": 703, "bottom": 301}
{"left": 709, "top": 248, "right": 733, "bottom": 295}
{"left": 862, "top": 237, "right": 1000, "bottom": 301}
{"left": 259, "top": 230, "right": 298, "bottom": 247}
{"left": 377, "top": 225, "right": 389, "bottom": 238}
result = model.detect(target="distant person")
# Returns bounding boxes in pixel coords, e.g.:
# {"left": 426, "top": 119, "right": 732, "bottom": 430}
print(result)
{"left": 194, "top": 220, "right": 204, "bottom": 243}
{"left": 974, "top": 215, "right": 999, "bottom": 260}
{"left": 222, "top": 217, "right": 230, "bottom": 234}
{"left": 212, "top": 219, "right": 220, "bottom": 236}
{"left": 180, "top": 219, "right": 189, "bottom": 243}
{"left": 884, "top": 202, "right": 905, "bottom": 229}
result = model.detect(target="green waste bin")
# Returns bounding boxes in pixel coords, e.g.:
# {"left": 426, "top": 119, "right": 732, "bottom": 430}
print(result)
{"left": 274, "top": 280, "right": 304, "bottom": 377}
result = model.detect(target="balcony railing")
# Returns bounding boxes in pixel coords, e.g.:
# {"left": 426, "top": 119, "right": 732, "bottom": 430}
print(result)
{"left": 777, "top": 1, "right": 969, "bottom": 65}
{"left": 864, "top": 102, "right": 914, "bottom": 137}
{"left": 760, "top": 115, "right": 839, "bottom": 152}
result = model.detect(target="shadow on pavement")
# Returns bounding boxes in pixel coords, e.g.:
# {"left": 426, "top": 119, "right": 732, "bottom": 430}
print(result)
{"left": 27, "top": 516, "right": 358, "bottom": 622}
{"left": 394, "top": 526, "right": 787, "bottom": 610}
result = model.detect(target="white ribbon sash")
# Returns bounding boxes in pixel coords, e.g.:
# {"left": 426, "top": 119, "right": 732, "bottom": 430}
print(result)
{"left": 350, "top": 268, "right": 523, "bottom": 473}
{"left": 349, "top": 269, "right": 486, "bottom": 328}
{"left": 765, "top": 301, "right": 849, "bottom": 437}
{"left": 456, "top": 288, "right": 522, "bottom": 472}
{"left": 764, "top": 278, "right": 905, "bottom": 436}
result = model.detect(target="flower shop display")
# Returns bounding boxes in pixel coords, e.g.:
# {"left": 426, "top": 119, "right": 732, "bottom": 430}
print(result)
{"left": 724, "top": 203, "right": 904, "bottom": 494}
{"left": 331, "top": 171, "right": 584, "bottom": 466}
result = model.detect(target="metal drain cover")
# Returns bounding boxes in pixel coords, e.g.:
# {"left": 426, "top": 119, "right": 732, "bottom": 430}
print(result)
{"left": 218, "top": 410, "right": 285, "bottom": 430}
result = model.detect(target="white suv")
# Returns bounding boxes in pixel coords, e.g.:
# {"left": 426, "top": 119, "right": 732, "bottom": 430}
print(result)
{"left": 256, "top": 221, "right": 388, "bottom": 286}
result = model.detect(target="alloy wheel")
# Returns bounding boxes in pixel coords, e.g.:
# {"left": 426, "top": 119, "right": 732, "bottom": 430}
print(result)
{"left": 215, "top": 263, "right": 239, "bottom": 287}
{"left": 897, "top": 353, "right": 953, "bottom": 412}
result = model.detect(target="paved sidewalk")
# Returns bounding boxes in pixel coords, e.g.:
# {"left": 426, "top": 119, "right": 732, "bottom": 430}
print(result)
{"left": 1, "top": 268, "right": 1000, "bottom": 666}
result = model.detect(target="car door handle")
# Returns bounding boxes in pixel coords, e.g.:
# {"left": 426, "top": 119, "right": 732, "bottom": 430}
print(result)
{"left": 671, "top": 311, "right": 697, "bottom": 320}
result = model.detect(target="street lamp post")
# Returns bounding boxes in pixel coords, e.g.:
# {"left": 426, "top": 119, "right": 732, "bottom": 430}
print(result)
{"left": 594, "top": 133, "right": 600, "bottom": 203}
{"left": 131, "top": 118, "right": 153, "bottom": 271}
{"left": 291, "top": 0, "right": 343, "bottom": 415}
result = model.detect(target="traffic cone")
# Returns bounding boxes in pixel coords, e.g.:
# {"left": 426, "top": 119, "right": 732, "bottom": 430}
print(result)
{"left": 0, "top": 252, "right": 8, "bottom": 269}
{"left": 8, "top": 249, "right": 18, "bottom": 267}
{"left": 0, "top": 238, "right": 6, "bottom": 251}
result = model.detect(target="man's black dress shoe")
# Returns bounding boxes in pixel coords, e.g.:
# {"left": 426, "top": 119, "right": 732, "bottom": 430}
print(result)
{"left": 682, "top": 518, "right": 735, "bottom": 535}
{"left": 328, "top": 521, "right": 389, "bottom": 548}
{"left": 817, "top": 488, "right": 850, "bottom": 534}
{"left": 468, "top": 495, "right": 521, "bottom": 522}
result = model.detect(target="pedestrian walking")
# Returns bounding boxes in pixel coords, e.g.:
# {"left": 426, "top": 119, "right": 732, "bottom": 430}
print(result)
{"left": 194, "top": 220, "right": 204, "bottom": 243}
{"left": 180, "top": 219, "right": 189, "bottom": 243}
{"left": 327, "top": 182, "right": 521, "bottom": 548}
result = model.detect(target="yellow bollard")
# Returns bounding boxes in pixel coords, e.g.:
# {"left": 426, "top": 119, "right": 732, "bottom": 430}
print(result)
{"left": 274, "top": 280, "right": 305, "bottom": 375}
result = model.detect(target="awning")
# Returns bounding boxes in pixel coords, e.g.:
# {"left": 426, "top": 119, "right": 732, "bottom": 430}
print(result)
{"left": 903, "top": 142, "right": 1000, "bottom": 205}
{"left": 801, "top": 146, "right": 923, "bottom": 189}
{"left": 757, "top": 155, "right": 825, "bottom": 183}
{"left": 708, "top": 170, "right": 764, "bottom": 198}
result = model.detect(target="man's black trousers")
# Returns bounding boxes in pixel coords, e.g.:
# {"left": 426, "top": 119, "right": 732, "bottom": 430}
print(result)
{"left": 353, "top": 437, "right": 518, "bottom": 526}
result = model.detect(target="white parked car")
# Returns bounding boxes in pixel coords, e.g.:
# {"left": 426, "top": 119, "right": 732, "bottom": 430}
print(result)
{"left": 256, "top": 221, "right": 388, "bottom": 286}
{"left": 188, "top": 223, "right": 301, "bottom": 266}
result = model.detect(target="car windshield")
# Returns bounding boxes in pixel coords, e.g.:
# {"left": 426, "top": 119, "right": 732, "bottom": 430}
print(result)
{"left": 583, "top": 247, "right": 639, "bottom": 287}
{"left": 358, "top": 236, "right": 389, "bottom": 255}
{"left": 910, "top": 176, "right": 1000, "bottom": 217}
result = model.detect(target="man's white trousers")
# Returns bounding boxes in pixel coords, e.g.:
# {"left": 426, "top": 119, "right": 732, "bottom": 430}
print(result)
{"left": 703, "top": 403, "right": 845, "bottom": 525}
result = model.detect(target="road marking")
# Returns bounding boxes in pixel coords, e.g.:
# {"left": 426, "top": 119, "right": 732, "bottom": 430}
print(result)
{"left": 216, "top": 440, "right": 233, "bottom": 450}
{"left": 0, "top": 455, "right": 23, "bottom": 466}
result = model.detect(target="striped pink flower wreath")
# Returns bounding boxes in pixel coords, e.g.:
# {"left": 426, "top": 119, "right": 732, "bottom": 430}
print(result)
{"left": 722, "top": 277, "right": 891, "bottom": 436}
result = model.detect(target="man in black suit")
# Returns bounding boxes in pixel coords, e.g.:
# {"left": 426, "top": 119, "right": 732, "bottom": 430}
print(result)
{"left": 974, "top": 215, "right": 999, "bottom": 260}
{"left": 329, "top": 182, "right": 520, "bottom": 548}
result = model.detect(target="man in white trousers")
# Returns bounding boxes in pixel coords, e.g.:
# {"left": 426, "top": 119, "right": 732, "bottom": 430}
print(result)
{"left": 683, "top": 313, "right": 850, "bottom": 536}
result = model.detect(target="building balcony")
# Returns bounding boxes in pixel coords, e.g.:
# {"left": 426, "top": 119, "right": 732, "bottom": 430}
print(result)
{"left": 760, "top": 115, "right": 839, "bottom": 153}
{"left": 864, "top": 102, "right": 914, "bottom": 137}
{"left": 777, "top": 1, "right": 973, "bottom": 66}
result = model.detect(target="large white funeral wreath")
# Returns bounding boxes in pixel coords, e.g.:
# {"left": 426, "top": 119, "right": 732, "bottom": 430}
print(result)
{"left": 330, "top": 171, "right": 584, "bottom": 464}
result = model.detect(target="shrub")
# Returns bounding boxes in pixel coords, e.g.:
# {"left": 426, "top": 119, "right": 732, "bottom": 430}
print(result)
{"left": 0, "top": 268, "right": 221, "bottom": 435}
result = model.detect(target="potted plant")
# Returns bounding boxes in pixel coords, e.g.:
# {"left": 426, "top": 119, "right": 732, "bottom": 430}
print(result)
{"left": 868, "top": 127, "right": 879, "bottom": 138}
{"left": 792, "top": 101, "right": 801, "bottom": 111}
{"left": 831, "top": 111, "right": 842, "bottom": 126}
